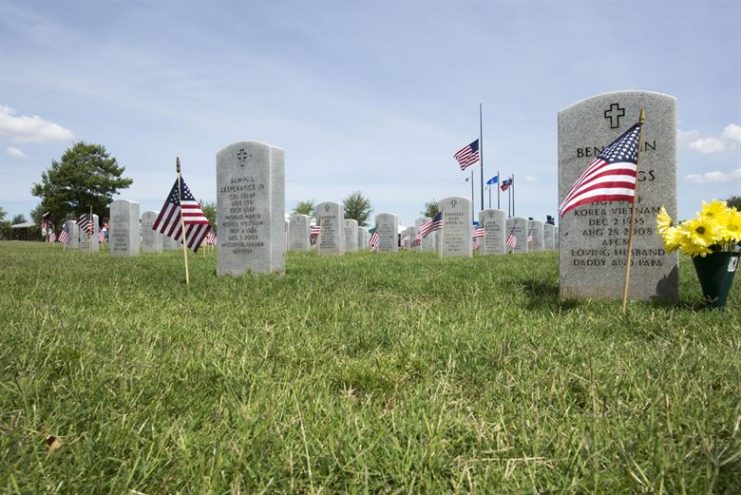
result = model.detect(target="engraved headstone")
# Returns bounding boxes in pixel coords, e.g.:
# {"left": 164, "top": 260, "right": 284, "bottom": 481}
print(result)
{"left": 141, "top": 211, "right": 163, "bottom": 253}
{"left": 479, "top": 209, "right": 505, "bottom": 255}
{"left": 529, "top": 220, "right": 544, "bottom": 251}
{"left": 216, "top": 141, "right": 285, "bottom": 275}
{"left": 375, "top": 213, "right": 398, "bottom": 253}
{"left": 316, "top": 202, "right": 344, "bottom": 256}
{"left": 402, "top": 226, "right": 415, "bottom": 249}
{"left": 109, "top": 200, "right": 140, "bottom": 256}
{"left": 288, "top": 214, "right": 311, "bottom": 251}
{"left": 79, "top": 214, "right": 100, "bottom": 252}
{"left": 558, "top": 91, "right": 678, "bottom": 301}
{"left": 357, "top": 227, "right": 368, "bottom": 251}
{"left": 65, "top": 220, "right": 79, "bottom": 249}
{"left": 439, "top": 197, "right": 472, "bottom": 258}
{"left": 344, "top": 219, "right": 359, "bottom": 252}
{"left": 163, "top": 235, "right": 180, "bottom": 250}
{"left": 506, "top": 217, "right": 528, "bottom": 253}
{"left": 544, "top": 223, "right": 555, "bottom": 250}
{"left": 414, "top": 218, "right": 431, "bottom": 252}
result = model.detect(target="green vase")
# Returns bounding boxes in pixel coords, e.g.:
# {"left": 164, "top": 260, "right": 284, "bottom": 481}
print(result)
{"left": 692, "top": 252, "right": 739, "bottom": 308}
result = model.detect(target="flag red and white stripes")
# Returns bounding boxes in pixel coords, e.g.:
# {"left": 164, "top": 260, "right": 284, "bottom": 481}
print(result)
{"left": 58, "top": 227, "right": 70, "bottom": 245}
{"left": 559, "top": 123, "right": 641, "bottom": 217}
{"left": 368, "top": 229, "right": 380, "bottom": 249}
{"left": 454, "top": 139, "right": 480, "bottom": 170}
{"left": 473, "top": 227, "right": 485, "bottom": 238}
{"left": 310, "top": 225, "right": 321, "bottom": 245}
{"left": 152, "top": 177, "right": 211, "bottom": 252}
{"left": 506, "top": 222, "right": 518, "bottom": 250}
{"left": 419, "top": 212, "right": 443, "bottom": 238}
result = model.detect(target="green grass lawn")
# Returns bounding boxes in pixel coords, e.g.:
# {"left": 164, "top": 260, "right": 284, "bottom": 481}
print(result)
{"left": 1, "top": 241, "right": 739, "bottom": 494}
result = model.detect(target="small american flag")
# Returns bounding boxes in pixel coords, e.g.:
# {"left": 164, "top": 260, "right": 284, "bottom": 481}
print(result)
{"left": 413, "top": 233, "right": 422, "bottom": 247}
{"left": 205, "top": 231, "right": 217, "bottom": 245}
{"left": 152, "top": 177, "right": 211, "bottom": 252}
{"left": 368, "top": 227, "right": 380, "bottom": 249}
{"left": 454, "top": 139, "right": 480, "bottom": 170}
{"left": 99, "top": 227, "right": 107, "bottom": 243}
{"left": 559, "top": 122, "right": 641, "bottom": 217}
{"left": 473, "top": 227, "right": 485, "bottom": 238}
{"left": 526, "top": 226, "right": 534, "bottom": 244}
{"left": 58, "top": 224, "right": 70, "bottom": 245}
{"left": 77, "top": 213, "right": 94, "bottom": 236}
{"left": 310, "top": 224, "right": 321, "bottom": 245}
{"left": 506, "top": 222, "right": 517, "bottom": 250}
{"left": 419, "top": 212, "right": 443, "bottom": 238}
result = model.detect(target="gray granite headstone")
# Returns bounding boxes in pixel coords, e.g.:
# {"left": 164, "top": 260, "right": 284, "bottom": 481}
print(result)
{"left": 439, "top": 196, "right": 472, "bottom": 258}
{"left": 79, "top": 214, "right": 99, "bottom": 252}
{"left": 216, "top": 141, "right": 285, "bottom": 275}
{"left": 64, "top": 220, "right": 80, "bottom": 249}
{"left": 343, "top": 219, "right": 358, "bottom": 252}
{"left": 375, "top": 213, "right": 398, "bottom": 253}
{"left": 141, "top": 210, "right": 163, "bottom": 253}
{"left": 316, "top": 202, "right": 344, "bottom": 256}
{"left": 163, "top": 235, "right": 180, "bottom": 250}
{"left": 109, "top": 200, "right": 140, "bottom": 256}
{"left": 529, "top": 220, "right": 544, "bottom": 251}
{"left": 506, "top": 217, "right": 528, "bottom": 254}
{"left": 357, "top": 227, "right": 368, "bottom": 250}
{"left": 414, "top": 218, "right": 430, "bottom": 252}
{"left": 558, "top": 91, "right": 678, "bottom": 301}
{"left": 544, "top": 224, "right": 555, "bottom": 250}
{"left": 555, "top": 227, "right": 560, "bottom": 250}
{"left": 288, "top": 214, "right": 311, "bottom": 251}
{"left": 402, "top": 226, "right": 415, "bottom": 249}
{"left": 479, "top": 209, "right": 505, "bottom": 255}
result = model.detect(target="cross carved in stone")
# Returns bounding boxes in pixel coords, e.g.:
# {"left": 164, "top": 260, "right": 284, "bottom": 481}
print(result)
{"left": 236, "top": 149, "right": 250, "bottom": 167}
{"left": 603, "top": 103, "right": 625, "bottom": 129}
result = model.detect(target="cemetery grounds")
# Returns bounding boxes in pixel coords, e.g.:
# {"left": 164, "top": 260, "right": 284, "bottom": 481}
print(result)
{"left": 0, "top": 241, "right": 738, "bottom": 493}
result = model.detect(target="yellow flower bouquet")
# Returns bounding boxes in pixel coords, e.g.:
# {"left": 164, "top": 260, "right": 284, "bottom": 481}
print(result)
{"left": 657, "top": 200, "right": 741, "bottom": 257}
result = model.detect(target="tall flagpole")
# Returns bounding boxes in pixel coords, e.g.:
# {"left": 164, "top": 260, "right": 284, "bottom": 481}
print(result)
{"left": 622, "top": 108, "right": 646, "bottom": 313}
{"left": 470, "top": 169, "right": 475, "bottom": 223}
{"left": 497, "top": 169, "right": 500, "bottom": 210}
{"left": 176, "top": 157, "right": 190, "bottom": 286}
{"left": 512, "top": 174, "right": 516, "bottom": 217}
{"left": 479, "top": 103, "right": 484, "bottom": 213}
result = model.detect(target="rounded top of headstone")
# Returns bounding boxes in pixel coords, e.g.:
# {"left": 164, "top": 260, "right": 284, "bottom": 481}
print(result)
{"left": 440, "top": 196, "right": 470, "bottom": 209}
{"left": 217, "top": 141, "right": 284, "bottom": 159}
{"left": 559, "top": 90, "right": 676, "bottom": 114}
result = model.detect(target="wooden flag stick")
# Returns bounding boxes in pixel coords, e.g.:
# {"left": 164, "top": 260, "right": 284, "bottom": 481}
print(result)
{"left": 622, "top": 108, "right": 646, "bottom": 313}
{"left": 88, "top": 205, "right": 93, "bottom": 255}
{"left": 176, "top": 157, "right": 190, "bottom": 286}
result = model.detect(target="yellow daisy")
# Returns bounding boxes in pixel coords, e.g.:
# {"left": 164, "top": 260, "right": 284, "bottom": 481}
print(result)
{"left": 699, "top": 200, "right": 729, "bottom": 222}
{"left": 720, "top": 208, "right": 741, "bottom": 243}
{"left": 661, "top": 225, "right": 683, "bottom": 253}
{"left": 682, "top": 216, "right": 721, "bottom": 248}
{"left": 656, "top": 206, "right": 674, "bottom": 234}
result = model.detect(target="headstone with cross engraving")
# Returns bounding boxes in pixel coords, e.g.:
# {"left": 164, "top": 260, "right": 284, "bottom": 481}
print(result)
{"left": 529, "top": 220, "right": 544, "bottom": 251}
{"left": 109, "top": 200, "right": 141, "bottom": 256}
{"left": 559, "top": 91, "right": 678, "bottom": 302}
{"left": 375, "top": 213, "right": 398, "bottom": 253}
{"left": 505, "top": 217, "right": 528, "bottom": 254}
{"left": 141, "top": 210, "right": 164, "bottom": 253}
{"left": 216, "top": 141, "right": 285, "bottom": 275}
{"left": 344, "top": 219, "right": 359, "bottom": 252}
{"left": 316, "top": 202, "right": 345, "bottom": 256}
{"left": 288, "top": 214, "right": 311, "bottom": 251}
{"left": 439, "top": 197, "right": 472, "bottom": 258}
{"left": 544, "top": 223, "right": 555, "bottom": 250}
{"left": 479, "top": 209, "right": 505, "bottom": 255}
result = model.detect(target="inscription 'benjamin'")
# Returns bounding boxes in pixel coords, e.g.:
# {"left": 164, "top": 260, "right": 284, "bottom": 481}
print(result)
{"left": 576, "top": 139, "right": 656, "bottom": 157}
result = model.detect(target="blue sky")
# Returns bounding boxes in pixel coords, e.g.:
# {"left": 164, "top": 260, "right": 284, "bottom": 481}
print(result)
{"left": 1, "top": 0, "right": 739, "bottom": 227}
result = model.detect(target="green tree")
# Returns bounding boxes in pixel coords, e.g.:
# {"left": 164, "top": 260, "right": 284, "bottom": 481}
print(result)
{"left": 11, "top": 214, "right": 26, "bottom": 225}
{"left": 343, "top": 191, "right": 373, "bottom": 227}
{"left": 421, "top": 200, "right": 440, "bottom": 219}
{"left": 727, "top": 195, "right": 741, "bottom": 211}
{"left": 31, "top": 142, "right": 132, "bottom": 228}
{"left": 201, "top": 201, "right": 216, "bottom": 227}
{"left": 0, "top": 207, "right": 5, "bottom": 222}
{"left": 0, "top": 207, "right": 9, "bottom": 239}
{"left": 292, "top": 200, "right": 315, "bottom": 217}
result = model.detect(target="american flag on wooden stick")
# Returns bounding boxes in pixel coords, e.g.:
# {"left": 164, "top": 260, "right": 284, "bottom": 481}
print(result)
{"left": 473, "top": 227, "right": 485, "bottom": 238}
{"left": 152, "top": 177, "right": 211, "bottom": 252}
{"left": 368, "top": 227, "right": 380, "bottom": 249}
{"left": 419, "top": 212, "right": 443, "bottom": 238}
{"left": 58, "top": 224, "right": 71, "bottom": 245}
{"left": 77, "top": 213, "right": 94, "bottom": 236}
{"left": 506, "top": 222, "right": 517, "bottom": 250}
{"left": 559, "top": 122, "right": 641, "bottom": 217}
{"left": 454, "top": 139, "right": 480, "bottom": 171}
{"left": 310, "top": 225, "right": 321, "bottom": 245}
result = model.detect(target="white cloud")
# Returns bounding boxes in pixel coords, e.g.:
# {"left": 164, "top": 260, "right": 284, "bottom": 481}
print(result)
{"left": 688, "top": 137, "right": 727, "bottom": 154}
{"left": 0, "top": 105, "right": 75, "bottom": 143}
{"left": 680, "top": 123, "right": 740, "bottom": 154}
{"left": 722, "top": 123, "right": 741, "bottom": 143}
{"left": 685, "top": 168, "right": 741, "bottom": 185}
{"left": 6, "top": 146, "right": 28, "bottom": 159}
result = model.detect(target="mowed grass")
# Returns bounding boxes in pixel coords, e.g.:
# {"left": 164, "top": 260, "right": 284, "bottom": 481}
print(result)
{"left": 0, "top": 241, "right": 739, "bottom": 494}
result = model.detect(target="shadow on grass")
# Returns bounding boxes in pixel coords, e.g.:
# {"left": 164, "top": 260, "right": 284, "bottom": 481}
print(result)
{"left": 521, "top": 278, "right": 580, "bottom": 312}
